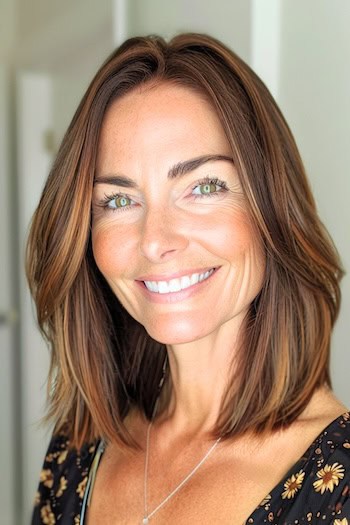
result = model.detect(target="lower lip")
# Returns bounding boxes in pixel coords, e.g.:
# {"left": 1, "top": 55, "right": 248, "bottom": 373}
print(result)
{"left": 135, "top": 267, "right": 221, "bottom": 304}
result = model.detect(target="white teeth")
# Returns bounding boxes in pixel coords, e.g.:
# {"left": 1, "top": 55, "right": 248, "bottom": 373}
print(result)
{"left": 168, "top": 279, "right": 182, "bottom": 292}
{"left": 180, "top": 275, "right": 191, "bottom": 289}
{"left": 145, "top": 281, "right": 158, "bottom": 293}
{"left": 190, "top": 273, "right": 198, "bottom": 286}
{"left": 158, "top": 282, "right": 169, "bottom": 294}
{"left": 144, "top": 268, "right": 215, "bottom": 294}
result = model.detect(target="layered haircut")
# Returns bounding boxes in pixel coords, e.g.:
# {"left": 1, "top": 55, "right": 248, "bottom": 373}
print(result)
{"left": 26, "top": 33, "right": 343, "bottom": 449}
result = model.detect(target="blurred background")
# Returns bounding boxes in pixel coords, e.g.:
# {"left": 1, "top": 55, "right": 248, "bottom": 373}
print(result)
{"left": 0, "top": 0, "right": 349, "bottom": 523}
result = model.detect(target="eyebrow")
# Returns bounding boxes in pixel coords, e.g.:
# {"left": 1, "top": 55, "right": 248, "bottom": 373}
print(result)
{"left": 94, "top": 154, "right": 234, "bottom": 188}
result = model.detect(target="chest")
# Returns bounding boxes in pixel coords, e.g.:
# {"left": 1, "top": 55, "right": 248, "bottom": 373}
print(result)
{"left": 85, "top": 446, "right": 289, "bottom": 525}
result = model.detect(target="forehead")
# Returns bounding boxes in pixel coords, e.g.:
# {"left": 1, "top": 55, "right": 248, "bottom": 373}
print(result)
{"left": 97, "top": 82, "right": 231, "bottom": 169}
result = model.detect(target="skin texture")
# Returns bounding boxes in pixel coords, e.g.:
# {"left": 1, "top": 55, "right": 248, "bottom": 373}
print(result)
{"left": 92, "top": 84, "right": 265, "bottom": 342}
{"left": 92, "top": 82, "right": 266, "bottom": 433}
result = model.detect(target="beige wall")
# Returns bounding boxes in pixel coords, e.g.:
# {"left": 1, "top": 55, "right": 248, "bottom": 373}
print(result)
{"left": 279, "top": 0, "right": 350, "bottom": 403}
{"left": 0, "top": 0, "right": 17, "bottom": 61}
{"left": 14, "top": 0, "right": 114, "bottom": 71}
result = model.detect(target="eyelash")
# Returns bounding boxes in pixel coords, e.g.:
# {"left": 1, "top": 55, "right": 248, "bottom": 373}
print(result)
{"left": 97, "top": 177, "right": 228, "bottom": 213}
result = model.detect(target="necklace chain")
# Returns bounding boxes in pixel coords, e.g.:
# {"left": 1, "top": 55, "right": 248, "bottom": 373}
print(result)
{"left": 142, "top": 419, "right": 222, "bottom": 523}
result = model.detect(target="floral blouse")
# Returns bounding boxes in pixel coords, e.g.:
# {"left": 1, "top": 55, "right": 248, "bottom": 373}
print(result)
{"left": 32, "top": 412, "right": 350, "bottom": 524}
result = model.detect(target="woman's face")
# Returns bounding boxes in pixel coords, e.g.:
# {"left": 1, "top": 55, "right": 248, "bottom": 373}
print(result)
{"left": 92, "top": 83, "right": 265, "bottom": 344}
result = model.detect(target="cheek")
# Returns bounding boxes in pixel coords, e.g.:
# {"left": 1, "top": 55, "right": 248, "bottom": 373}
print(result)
{"left": 211, "top": 209, "right": 266, "bottom": 286}
{"left": 91, "top": 223, "right": 134, "bottom": 279}
{"left": 201, "top": 206, "right": 263, "bottom": 257}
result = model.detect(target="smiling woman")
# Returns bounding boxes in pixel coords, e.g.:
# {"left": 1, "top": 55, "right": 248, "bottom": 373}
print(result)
{"left": 27, "top": 33, "right": 350, "bottom": 525}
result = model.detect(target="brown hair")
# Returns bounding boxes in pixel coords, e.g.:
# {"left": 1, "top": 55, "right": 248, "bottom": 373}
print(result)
{"left": 26, "top": 33, "right": 343, "bottom": 449}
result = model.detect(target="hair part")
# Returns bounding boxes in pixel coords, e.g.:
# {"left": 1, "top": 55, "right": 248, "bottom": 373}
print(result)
{"left": 26, "top": 33, "right": 344, "bottom": 449}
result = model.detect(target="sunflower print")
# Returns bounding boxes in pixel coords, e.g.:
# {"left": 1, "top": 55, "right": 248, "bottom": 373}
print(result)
{"left": 56, "top": 476, "right": 68, "bottom": 497}
{"left": 40, "top": 502, "right": 55, "bottom": 525}
{"left": 313, "top": 462, "right": 345, "bottom": 494}
{"left": 39, "top": 469, "right": 54, "bottom": 489}
{"left": 76, "top": 476, "right": 88, "bottom": 499}
{"left": 281, "top": 469, "right": 305, "bottom": 499}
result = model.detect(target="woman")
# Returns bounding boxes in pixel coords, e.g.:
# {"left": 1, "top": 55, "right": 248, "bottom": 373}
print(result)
{"left": 29, "top": 33, "right": 349, "bottom": 524}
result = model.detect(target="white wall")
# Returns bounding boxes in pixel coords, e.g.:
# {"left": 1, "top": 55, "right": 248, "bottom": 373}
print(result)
{"left": 279, "top": 0, "right": 350, "bottom": 405}
{"left": 13, "top": 0, "right": 115, "bottom": 145}
{"left": 0, "top": 64, "right": 16, "bottom": 525}
{"left": 16, "top": 72, "right": 53, "bottom": 523}
{"left": 0, "top": 0, "right": 17, "bottom": 62}
{"left": 52, "top": 28, "right": 114, "bottom": 146}
{"left": 0, "top": 3, "right": 18, "bottom": 523}
{"left": 251, "top": 0, "right": 281, "bottom": 99}
{"left": 128, "top": 0, "right": 251, "bottom": 63}
{"left": 15, "top": 0, "right": 114, "bottom": 72}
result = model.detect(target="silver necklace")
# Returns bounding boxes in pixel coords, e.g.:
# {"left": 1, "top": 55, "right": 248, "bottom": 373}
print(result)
{"left": 142, "top": 419, "right": 222, "bottom": 524}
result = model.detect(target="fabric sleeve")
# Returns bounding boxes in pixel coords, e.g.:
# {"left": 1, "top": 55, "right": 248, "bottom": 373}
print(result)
{"left": 31, "top": 432, "right": 97, "bottom": 525}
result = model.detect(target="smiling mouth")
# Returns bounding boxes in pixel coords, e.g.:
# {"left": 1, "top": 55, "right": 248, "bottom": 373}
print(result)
{"left": 143, "top": 268, "right": 217, "bottom": 294}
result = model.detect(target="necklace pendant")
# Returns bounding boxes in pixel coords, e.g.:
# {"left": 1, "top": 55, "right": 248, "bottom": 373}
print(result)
{"left": 142, "top": 518, "right": 149, "bottom": 524}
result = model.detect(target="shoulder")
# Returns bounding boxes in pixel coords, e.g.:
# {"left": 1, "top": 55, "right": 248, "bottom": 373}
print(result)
{"left": 313, "top": 410, "right": 350, "bottom": 466}
{"left": 293, "top": 411, "right": 350, "bottom": 522}
{"left": 31, "top": 430, "right": 98, "bottom": 525}
{"left": 295, "top": 393, "right": 350, "bottom": 513}
{"left": 250, "top": 411, "right": 350, "bottom": 524}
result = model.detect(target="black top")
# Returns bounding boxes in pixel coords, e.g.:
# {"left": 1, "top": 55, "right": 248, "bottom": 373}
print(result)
{"left": 32, "top": 412, "right": 350, "bottom": 524}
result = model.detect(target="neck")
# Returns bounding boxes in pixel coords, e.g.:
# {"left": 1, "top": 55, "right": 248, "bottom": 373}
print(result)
{"left": 156, "top": 318, "right": 243, "bottom": 438}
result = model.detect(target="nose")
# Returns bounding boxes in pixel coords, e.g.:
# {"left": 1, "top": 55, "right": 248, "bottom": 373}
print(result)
{"left": 139, "top": 206, "right": 189, "bottom": 263}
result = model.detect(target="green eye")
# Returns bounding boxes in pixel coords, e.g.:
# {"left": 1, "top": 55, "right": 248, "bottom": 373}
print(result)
{"left": 191, "top": 178, "right": 228, "bottom": 199}
{"left": 199, "top": 183, "right": 217, "bottom": 194}
{"left": 193, "top": 182, "right": 219, "bottom": 196}
{"left": 110, "top": 195, "right": 131, "bottom": 209}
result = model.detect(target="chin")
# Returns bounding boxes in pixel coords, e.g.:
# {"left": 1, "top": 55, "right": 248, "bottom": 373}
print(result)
{"left": 143, "top": 317, "right": 212, "bottom": 346}
{"left": 148, "top": 332, "right": 204, "bottom": 346}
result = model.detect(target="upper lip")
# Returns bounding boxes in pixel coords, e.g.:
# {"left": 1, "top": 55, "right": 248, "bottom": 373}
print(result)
{"left": 136, "top": 267, "right": 218, "bottom": 282}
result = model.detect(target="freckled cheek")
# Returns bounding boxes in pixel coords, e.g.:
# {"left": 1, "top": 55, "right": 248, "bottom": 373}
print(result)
{"left": 228, "top": 220, "right": 266, "bottom": 283}
{"left": 197, "top": 210, "right": 261, "bottom": 257}
{"left": 91, "top": 225, "right": 136, "bottom": 279}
